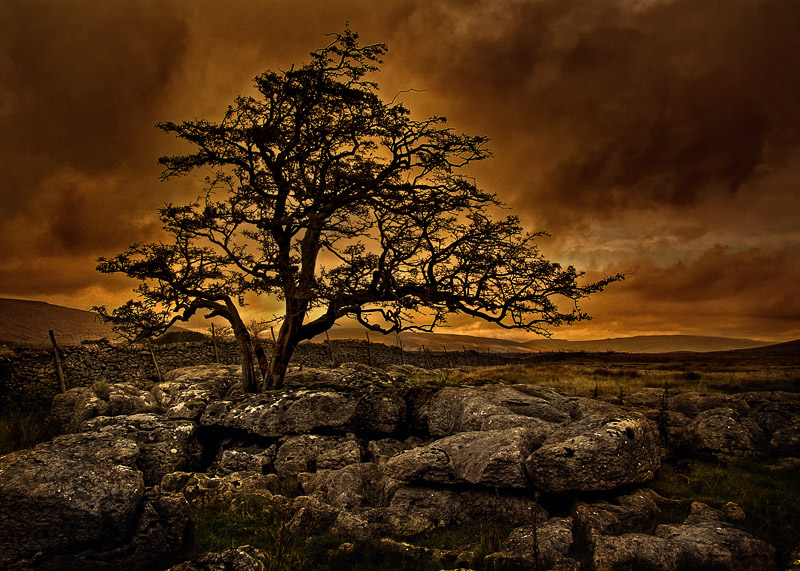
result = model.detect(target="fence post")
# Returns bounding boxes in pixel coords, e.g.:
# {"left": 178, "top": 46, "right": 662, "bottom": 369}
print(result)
{"left": 463, "top": 345, "right": 470, "bottom": 367}
{"left": 146, "top": 338, "right": 163, "bottom": 383}
{"left": 48, "top": 329, "right": 67, "bottom": 393}
{"left": 211, "top": 323, "right": 220, "bottom": 363}
{"left": 396, "top": 332, "right": 405, "bottom": 365}
{"left": 365, "top": 331, "right": 374, "bottom": 367}
{"left": 325, "top": 330, "right": 336, "bottom": 367}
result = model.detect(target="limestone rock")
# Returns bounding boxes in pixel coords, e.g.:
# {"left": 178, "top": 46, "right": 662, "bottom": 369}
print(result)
{"left": 200, "top": 389, "right": 405, "bottom": 437}
{"left": 154, "top": 364, "right": 240, "bottom": 420}
{"left": 285, "top": 362, "right": 397, "bottom": 389}
{"left": 52, "top": 381, "right": 158, "bottom": 432}
{"left": 274, "top": 433, "right": 361, "bottom": 478}
{"left": 0, "top": 433, "right": 189, "bottom": 570}
{"left": 168, "top": 545, "right": 266, "bottom": 570}
{"left": 526, "top": 410, "right": 661, "bottom": 493}
{"left": 591, "top": 502, "right": 777, "bottom": 571}
{"left": 574, "top": 488, "right": 664, "bottom": 541}
{"left": 688, "top": 408, "right": 762, "bottom": 461}
{"left": 81, "top": 414, "right": 203, "bottom": 486}
{"left": 382, "top": 486, "right": 546, "bottom": 537}
{"left": 385, "top": 426, "right": 542, "bottom": 488}
{"left": 214, "top": 446, "right": 275, "bottom": 475}
{"left": 770, "top": 420, "right": 800, "bottom": 456}
{"left": 485, "top": 517, "right": 575, "bottom": 570}
{"left": 162, "top": 470, "right": 279, "bottom": 508}
{"left": 421, "top": 385, "right": 570, "bottom": 436}
{"left": 299, "top": 463, "right": 385, "bottom": 509}
{"left": 366, "top": 437, "right": 405, "bottom": 464}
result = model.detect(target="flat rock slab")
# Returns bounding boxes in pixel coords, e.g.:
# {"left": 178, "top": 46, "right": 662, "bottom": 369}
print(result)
{"left": 526, "top": 410, "right": 661, "bottom": 493}
{"left": 422, "top": 385, "right": 571, "bottom": 435}
{"left": 385, "top": 426, "right": 545, "bottom": 488}
{"left": 200, "top": 389, "right": 405, "bottom": 436}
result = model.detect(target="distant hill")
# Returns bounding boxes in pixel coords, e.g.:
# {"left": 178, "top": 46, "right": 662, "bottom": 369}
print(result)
{"left": 0, "top": 297, "right": 781, "bottom": 354}
{"left": 315, "top": 327, "right": 773, "bottom": 354}
{"left": 0, "top": 298, "right": 191, "bottom": 347}
{"left": 0, "top": 298, "right": 116, "bottom": 346}
{"left": 521, "top": 334, "right": 774, "bottom": 354}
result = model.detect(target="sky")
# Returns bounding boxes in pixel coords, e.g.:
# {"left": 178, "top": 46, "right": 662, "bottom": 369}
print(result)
{"left": 1, "top": 0, "right": 799, "bottom": 342}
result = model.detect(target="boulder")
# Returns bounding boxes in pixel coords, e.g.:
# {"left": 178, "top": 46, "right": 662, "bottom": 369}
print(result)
{"left": 590, "top": 501, "right": 777, "bottom": 571}
{"left": 421, "top": 385, "right": 570, "bottom": 436}
{"left": 385, "top": 426, "right": 543, "bottom": 488}
{"left": 81, "top": 414, "right": 203, "bottom": 485}
{"left": 525, "top": 410, "right": 661, "bottom": 493}
{"left": 299, "top": 463, "right": 386, "bottom": 509}
{"left": 214, "top": 446, "right": 275, "bottom": 475}
{"left": 485, "top": 517, "right": 575, "bottom": 570}
{"left": 574, "top": 488, "right": 664, "bottom": 541}
{"left": 51, "top": 381, "right": 158, "bottom": 432}
{"left": 382, "top": 486, "right": 547, "bottom": 537}
{"left": 200, "top": 389, "right": 405, "bottom": 437}
{"left": 162, "top": 470, "right": 279, "bottom": 508}
{"left": 153, "top": 364, "right": 240, "bottom": 420}
{"left": 669, "top": 392, "right": 743, "bottom": 417}
{"left": 770, "top": 420, "right": 800, "bottom": 456}
{"left": 168, "top": 545, "right": 266, "bottom": 571}
{"left": 366, "top": 437, "right": 405, "bottom": 464}
{"left": 0, "top": 433, "right": 189, "bottom": 570}
{"left": 688, "top": 408, "right": 763, "bottom": 461}
{"left": 285, "top": 363, "right": 398, "bottom": 389}
{"left": 274, "top": 433, "right": 361, "bottom": 478}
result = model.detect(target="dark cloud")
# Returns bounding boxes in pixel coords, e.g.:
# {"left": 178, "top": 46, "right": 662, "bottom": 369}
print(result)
{"left": 388, "top": 0, "right": 800, "bottom": 227}
{"left": 574, "top": 245, "right": 800, "bottom": 339}
{"left": 0, "top": 0, "right": 798, "bottom": 342}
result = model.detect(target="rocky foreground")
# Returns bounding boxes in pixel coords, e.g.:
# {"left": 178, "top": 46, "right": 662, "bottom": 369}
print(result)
{"left": 1, "top": 363, "right": 798, "bottom": 570}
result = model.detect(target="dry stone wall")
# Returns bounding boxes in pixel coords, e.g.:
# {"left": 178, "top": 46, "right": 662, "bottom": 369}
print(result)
{"left": 0, "top": 338, "right": 530, "bottom": 406}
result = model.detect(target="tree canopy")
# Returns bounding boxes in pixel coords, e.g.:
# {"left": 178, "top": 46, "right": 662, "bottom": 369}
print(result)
{"left": 95, "top": 29, "right": 622, "bottom": 390}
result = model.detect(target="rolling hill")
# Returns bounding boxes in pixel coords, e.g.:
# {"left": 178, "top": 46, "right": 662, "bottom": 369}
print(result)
{"left": 0, "top": 297, "right": 783, "bottom": 354}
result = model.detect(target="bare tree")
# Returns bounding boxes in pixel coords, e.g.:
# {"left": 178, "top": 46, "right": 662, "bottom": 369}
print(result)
{"left": 95, "top": 29, "right": 622, "bottom": 391}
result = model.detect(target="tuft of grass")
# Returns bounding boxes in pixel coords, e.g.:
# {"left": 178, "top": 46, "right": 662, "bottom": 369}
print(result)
{"left": 91, "top": 380, "right": 112, "bottom": 401}
{"left": 651, "top": 459, "right": 800, "bottom": 567}
{"left": 0, "top": 403, "right": 55, "bottom": 455}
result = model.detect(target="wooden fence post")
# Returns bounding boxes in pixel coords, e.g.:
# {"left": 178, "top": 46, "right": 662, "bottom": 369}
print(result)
{"left": 325, "top": 330, "right": 336, "bottom": 366}
{"left": 48, "top": 329, "right": 66, "bottom": 393}
{"left": 147, "top": 338, "right": 163, "bottom": 383}
{"left": 211, "top": 323, "right": 220, "bottom": 363}
{"left": 396, "top": 332, "right": 405, "bottom": 365}
{"left": 365, "top": 331, "right": 374, "bottom": 367}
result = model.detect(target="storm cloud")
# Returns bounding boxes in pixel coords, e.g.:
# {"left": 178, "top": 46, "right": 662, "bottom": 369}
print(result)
{"left": 1, "top": 0, "right": 798, "bottom": 341}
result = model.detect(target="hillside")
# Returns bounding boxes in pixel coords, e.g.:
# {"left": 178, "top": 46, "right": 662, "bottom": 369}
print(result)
{"left": 316, "top": 327, "right": 773, "bottom": 354}
{"left": 522, "top": 334, "right": 774, "bottom": 354}
{"left": 0, "top": 298, "right": 191, "bottom": 347}
{"left": 0, "top": 297, "right": 779, "bottom": 353}
{"left": 0, "top": 298, "right": 117, "bottom": 346}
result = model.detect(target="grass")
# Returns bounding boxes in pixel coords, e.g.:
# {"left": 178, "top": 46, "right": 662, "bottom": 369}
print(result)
{"left": 0, "top": 402, "right": 55, "bottom": 455}
{"left": 651, "top": 459, "right": 800, "bottom": 567}
{"left": 442, "top": 362, "right": 800, "bottom": 397}
{"left": 91, "top": 379, "right": 112, "bottom": 400}
{"left": 188, "top": 494, "right": 447, "bottom": 570}
{"left": 188, "top": 494, "right": 523, "bottom": 570}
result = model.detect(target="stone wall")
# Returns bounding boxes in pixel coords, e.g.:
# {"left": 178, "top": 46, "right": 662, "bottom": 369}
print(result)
{"left": 0, "top": 339, "right": 530, "bottom": 407}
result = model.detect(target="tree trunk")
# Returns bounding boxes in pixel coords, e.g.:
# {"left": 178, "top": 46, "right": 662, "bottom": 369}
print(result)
{"left": 264, "top": 313, "right": 303, "bottom": 390}
{"left": 236, "top": 333, "right": 258, "bottom": 393}
{"left": 228, "top": 306, "right": 258, "bottom": 393}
